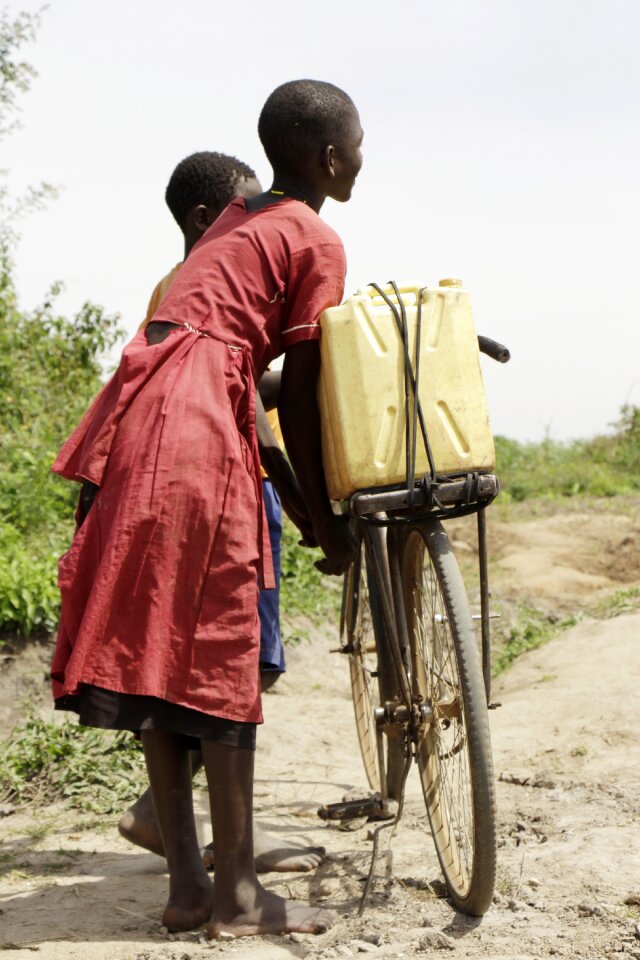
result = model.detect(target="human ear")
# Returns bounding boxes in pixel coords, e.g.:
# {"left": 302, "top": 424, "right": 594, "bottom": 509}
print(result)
{"left": 322, "top": 144, "right": 336, "bottom": 178}
{"left": 194, "top": 204, "right": 210, "bottom": 233}
{"left": 194, "top": 204, "right": 222, "bottom": 233}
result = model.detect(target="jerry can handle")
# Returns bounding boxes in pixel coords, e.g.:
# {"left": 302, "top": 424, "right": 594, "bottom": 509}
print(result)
{"left": 478, "top": 335, "right": 511, "bottom": 363}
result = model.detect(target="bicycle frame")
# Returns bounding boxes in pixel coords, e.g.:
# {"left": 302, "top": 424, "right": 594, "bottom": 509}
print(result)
{"left": 348, "top": 482, "right": 500, "bottom": 915}
{"left": 352, "top": 476, "right": 498, "bottom": 709}
{"left": 336, "top": 291, "right": 509, "bottom": 913}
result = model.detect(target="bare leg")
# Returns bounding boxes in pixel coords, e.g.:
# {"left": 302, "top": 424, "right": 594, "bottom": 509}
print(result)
{"left": 120, "top": 750, "right": 325, "bottom": 873}
{"left": 202, "top": 830, "right": 325, "bottom": 873}
{"left": 121, "top": 676, "right": 325, "bottom": 873}
{"left": 119, "top": 748, "right": 202, "bottom": 857}
{"left": 118, "top": 787, "right": 161, "bottom": 854}
{"left": 141, "top": 731, "right": 213, "bottom": 931}
{"left": 201, "top": 672, "right": 325, "bottom": 872}
{"left": 202, "top": 739, "right": 334, "bottom": 939}
{"left": 260, "top": 670, "right": 280, "bottom": 692}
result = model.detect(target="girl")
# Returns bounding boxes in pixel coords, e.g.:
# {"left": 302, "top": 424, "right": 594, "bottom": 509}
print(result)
{"left": 51, "top": 79, "right": 363, "bottom": 939}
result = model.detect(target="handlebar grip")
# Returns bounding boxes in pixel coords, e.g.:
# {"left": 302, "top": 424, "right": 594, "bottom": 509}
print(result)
{"left": 478, "top": 336, "right": 510, "bottom": 363}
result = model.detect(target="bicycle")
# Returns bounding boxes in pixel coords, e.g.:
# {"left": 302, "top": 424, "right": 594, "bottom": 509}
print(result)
{"left": 336, "top": 308, "right": 509, "bottom": 918}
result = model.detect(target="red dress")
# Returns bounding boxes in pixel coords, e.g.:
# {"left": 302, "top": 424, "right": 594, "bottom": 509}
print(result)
{"left": 50, "top": 198, "right": 346, "bottom": 725}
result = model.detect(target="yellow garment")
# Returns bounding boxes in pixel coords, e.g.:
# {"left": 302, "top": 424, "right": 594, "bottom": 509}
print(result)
{"left": 262, "top": 409, "right": 284, "bottom": 479}
{"left": 138, "top": 263, "right": 182, "bottom": 329}
{"left": 141, "top": 263, "right": 284, "bottom": 476}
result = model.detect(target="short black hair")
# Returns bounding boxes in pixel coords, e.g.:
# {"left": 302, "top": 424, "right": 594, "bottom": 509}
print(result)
{"left": 164, "top": 151, "right": 256, "bottom": 228}
{"left": 258, "top": 79, "right": 356, "bottom": 174}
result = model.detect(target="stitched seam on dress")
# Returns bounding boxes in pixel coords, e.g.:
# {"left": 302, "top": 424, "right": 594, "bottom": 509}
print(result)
{"left": 283, "top": 322, "right": 320, "bottom": 336}
{"left": 182, "top": 321, "right": 243, "bottom": 352}
{"left": 182, "top": 321, "right": 209, "bottom": 337}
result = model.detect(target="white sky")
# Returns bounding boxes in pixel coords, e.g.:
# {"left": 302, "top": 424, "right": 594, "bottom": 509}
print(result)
{"left": 3, "top": 0, "right": 639, "bottom": 442}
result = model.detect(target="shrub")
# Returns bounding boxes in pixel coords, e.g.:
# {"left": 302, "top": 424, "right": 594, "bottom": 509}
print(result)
{"left": 280, "top": 519, "right": 342, "bottom": 625}
{"left": 0, "top": 7, "right": 125, "bottom": 638}
{"left": 0, "top": 263, "right": 125, "bottom": 636}
{"left": 494, "top": 413, "right": 640, "bottom": 501}
{"left": 0, "top": 714, "right": 147, "bottom": 813}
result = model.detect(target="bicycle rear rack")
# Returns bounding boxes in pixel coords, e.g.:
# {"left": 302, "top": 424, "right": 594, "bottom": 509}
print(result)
{"left": 352, "top": 475, "right": 499, "bottom": 708}
{"left": 350, "top": 473, "right": 499, "bottom": 524}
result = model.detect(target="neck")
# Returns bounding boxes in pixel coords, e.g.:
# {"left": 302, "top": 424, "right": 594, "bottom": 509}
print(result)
{"left": 183, "top": 232, "right": 199, "bottom": 259}
{"left": 270, "top": 175, "right": 324, "bottom": 214}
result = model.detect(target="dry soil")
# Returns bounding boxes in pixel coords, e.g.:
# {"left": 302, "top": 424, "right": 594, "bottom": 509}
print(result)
{"left": 1, "top": 498, "right": 639, "bottom": 960}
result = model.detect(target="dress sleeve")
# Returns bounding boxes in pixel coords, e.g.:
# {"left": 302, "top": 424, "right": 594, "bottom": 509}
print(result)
{"left": 281, "top": 241, "right": 346, "bottom": 348}
{"left": 140, "top": 280, "right": 164, "bottom": 329}
{"left": 139, "top": 264, "right": 183, "bottom": 330}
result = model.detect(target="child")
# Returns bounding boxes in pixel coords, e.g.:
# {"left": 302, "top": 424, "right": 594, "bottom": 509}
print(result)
{"left": 119, "top": 150, "right": 324, "bottom": 874}
{"left": 51, "top": 78, "right": 363, "bottom": 938}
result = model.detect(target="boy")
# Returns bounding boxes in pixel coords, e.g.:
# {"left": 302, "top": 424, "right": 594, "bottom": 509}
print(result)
{"left": 51, "top": 79, "right": 363, "bottom": 938}
{"left": 119, "top": 150, "right": 324, "bottom": 873}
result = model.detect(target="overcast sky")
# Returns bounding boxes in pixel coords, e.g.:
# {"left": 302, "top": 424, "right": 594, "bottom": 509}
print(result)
{"left": 3, "top": 0, "right": 639, "bottom": 442}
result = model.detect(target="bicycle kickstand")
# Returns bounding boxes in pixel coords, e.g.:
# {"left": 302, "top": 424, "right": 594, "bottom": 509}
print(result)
{"left": 357, "top": 731, "right": 412, "bottom": 917}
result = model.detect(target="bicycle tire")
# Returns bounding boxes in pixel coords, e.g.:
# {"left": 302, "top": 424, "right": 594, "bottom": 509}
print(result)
{"left": 402, "top": 520, "right": 496, "bottom": 916}
{"left": 343, "top": 539, "right": 407, "bottom": 799}
{"left": 343, "top": 542, "right": 382, "bottom": 793}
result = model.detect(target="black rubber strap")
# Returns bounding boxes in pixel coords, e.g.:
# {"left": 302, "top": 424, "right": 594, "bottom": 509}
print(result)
{"left": 369, "top": 283, "right": 437, "bottom": 483}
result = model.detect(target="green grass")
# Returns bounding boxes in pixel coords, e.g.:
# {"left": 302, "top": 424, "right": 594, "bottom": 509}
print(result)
{"left": 489, "top": 581, "right": 640, "bottom": 677}
{"left": 280, "top": 519, "right": 342, "bottom": 628}
{"left": 593, "top": 586, "right": 640, "bottom": 619}
{"left": 0, "top": 520, "right": 69, "bottom": 636}
{"left": 0, "top": 255, "right": 124, "bottom": 641}
{"left": 494, "top": 405, "right": 640, "bottom": 501}
{"left": 492, "top": 606, "right": 578, "bottom": 677}
{"left": 0, "top": 714, "right": 147, "bottom": 813}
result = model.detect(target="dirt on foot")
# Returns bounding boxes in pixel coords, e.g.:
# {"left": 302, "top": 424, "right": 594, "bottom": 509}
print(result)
{"left": 1, "top": 497, "right": 639, "bottom": 960}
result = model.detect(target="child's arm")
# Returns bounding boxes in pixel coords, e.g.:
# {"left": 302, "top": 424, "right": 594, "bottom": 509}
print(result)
{"left": 279, "top": 340, "right": 357, "bottom": 575}
{"left": 257, "top": 370, "right": 281, "bottom": 411}
{"left": 256, "top": 393, "right": 316, "bottom": 546}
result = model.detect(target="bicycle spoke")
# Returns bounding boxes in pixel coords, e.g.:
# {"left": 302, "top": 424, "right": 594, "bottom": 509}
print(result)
{"left": 346, "top": 543, "right": 382, "bottom": 792}
{"left": 405, "top": 529, "right": 477, "bottom": 898}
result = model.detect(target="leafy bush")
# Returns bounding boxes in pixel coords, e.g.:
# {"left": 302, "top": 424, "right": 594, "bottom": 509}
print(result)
{"left": 280, "top": 519, "right": 342, "bottom": 626}
{"left": 0, "top": 522, "right": 65, "bottom": 634}
{"left": 495, "top": 408, "right": 640, "bottom": 501}
{"left": 0, "top": 11, "right": 126, "bottom": 637}
{"left": 0, "top": 263, "right": 124, "bottom": 636}
{"left": 0, "top": 714, "right": 147, "bottom": 813}
{"left": 0, "top": 274, "right": 124, "bottom": 532}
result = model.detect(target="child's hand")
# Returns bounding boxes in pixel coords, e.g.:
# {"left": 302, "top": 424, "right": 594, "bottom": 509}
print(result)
{"left": 314, "top": 515, "right": 358, "bottom": 576}
{"left": 279, "top": 485, "right": 318, "bottom": 547}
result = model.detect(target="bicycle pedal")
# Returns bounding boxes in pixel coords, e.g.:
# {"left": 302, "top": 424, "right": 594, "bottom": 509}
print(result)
{"left": 488, "top": 701, "right": 502, "bottom": 710}
{"left": 317, "top": 795, "right": 393, "bottom": 822}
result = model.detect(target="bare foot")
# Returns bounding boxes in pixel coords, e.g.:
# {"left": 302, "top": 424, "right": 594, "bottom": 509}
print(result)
{"left": 118, "top": 790, "right": 165, "bottom": 857}
{"left": 163, "top": 874, "right": 214, "bottom": 932}
{"left": 201, "top": 825, "right": 326, "bottom": 873}
{"left": 118, "top": 790, "right": 326, "bottom": 873}
{"left": 120, "top": 798, "right": 324, "bottom": 874}
{"left": 206, "top": 886, "right": 335, "bottom": 939}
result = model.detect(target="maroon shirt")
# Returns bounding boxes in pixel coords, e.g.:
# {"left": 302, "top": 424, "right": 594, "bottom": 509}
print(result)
{"left": 51, "top": 198, "right": 346, "bottom": 723}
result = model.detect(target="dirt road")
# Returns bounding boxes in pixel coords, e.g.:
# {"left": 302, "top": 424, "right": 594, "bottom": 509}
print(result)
{"left": 1, "top": 501, "right": 639, "bottom": 959}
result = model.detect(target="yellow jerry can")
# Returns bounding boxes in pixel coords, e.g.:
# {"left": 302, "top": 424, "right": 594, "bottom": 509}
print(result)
{"left": 318, "top": 280, "right": 495, "bottom": 501}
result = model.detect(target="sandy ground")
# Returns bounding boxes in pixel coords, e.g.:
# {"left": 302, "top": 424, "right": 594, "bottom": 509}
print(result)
{"left": 1, "top": 498, "right": 639, "bottom": 960}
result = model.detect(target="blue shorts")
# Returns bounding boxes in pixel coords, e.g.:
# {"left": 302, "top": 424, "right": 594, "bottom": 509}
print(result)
{"left": 259, "top": 479, "right": 285, "bottom": 673}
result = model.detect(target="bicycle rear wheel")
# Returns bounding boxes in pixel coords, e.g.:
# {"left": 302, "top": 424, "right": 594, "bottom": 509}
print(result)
{"left": 402, "top": 520, "right": 496, "bottom": 916}
{"left": 343, "top": 542, "right": 382, "bottom": 792}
